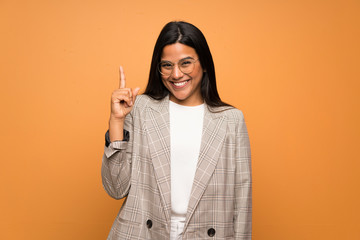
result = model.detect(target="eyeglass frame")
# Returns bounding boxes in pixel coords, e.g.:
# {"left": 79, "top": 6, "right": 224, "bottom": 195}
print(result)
{"left": 158, "top": 57, "right": 199, "bottom": 76}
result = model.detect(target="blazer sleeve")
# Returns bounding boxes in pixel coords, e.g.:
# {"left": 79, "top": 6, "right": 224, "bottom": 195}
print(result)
{"left": 101, "top": 112, "right": 134, "bottom": 200}
{"left": 234, "top": 111, "right": 252, "bottom": 239}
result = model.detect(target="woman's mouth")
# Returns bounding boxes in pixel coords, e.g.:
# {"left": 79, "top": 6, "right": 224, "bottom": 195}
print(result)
{"left": 170, "top": 80, "right": 190, "bottom": 89}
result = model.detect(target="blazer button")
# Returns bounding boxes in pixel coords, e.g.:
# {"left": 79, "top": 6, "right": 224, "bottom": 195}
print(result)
{"left": 207, "top": 228, "right": 216, "bottom": 237}
{"left": 146, "top": 219, "right": 153, "bottom": 229}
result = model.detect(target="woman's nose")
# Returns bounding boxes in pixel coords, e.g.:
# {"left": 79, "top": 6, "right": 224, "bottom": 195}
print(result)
{"left": 171, "top": 65, "right": 184, "bottom": 79}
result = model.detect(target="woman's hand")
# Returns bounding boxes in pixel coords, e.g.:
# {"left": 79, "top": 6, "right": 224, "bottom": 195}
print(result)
{"left": 111, "top": 66, "right": 140, "bottom": 120}
{"left": 109, "top": 66, "right": 140, "bottom": 142}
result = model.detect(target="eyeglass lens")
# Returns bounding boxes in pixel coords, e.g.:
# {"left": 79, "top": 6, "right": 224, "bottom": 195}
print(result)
{"left": 159, "top": 59, "right": 196, "bottom": 76}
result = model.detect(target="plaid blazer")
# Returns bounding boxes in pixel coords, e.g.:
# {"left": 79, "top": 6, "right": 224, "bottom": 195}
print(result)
{"left": 102, "top": 95, "right": 252, "bottom": 239}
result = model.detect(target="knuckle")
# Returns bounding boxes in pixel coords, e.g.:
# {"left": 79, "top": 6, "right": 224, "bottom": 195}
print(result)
{"left": 112, "top": 89, "right": 120, "bottom": 95}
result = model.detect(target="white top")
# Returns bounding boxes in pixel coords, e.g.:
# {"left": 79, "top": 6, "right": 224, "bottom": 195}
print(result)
{"left": 169, "top": 100, "right": 204, "bottom": 218}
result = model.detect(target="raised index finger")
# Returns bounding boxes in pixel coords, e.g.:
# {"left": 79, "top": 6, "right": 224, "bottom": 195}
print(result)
{"left": 119, "top": 66, "right": 126, "bottom": 89}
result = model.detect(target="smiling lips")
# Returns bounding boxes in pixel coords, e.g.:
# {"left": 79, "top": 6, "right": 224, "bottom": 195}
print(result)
{"left": 170, "top": 80, "right": 190, "bottom": 89}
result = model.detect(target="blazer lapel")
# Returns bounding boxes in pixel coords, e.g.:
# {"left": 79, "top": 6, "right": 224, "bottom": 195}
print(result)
{"left": 145, "top": 96, "right": 172, "bottom": 223}
{"left": 184, "top": 106, "right": 227, "bottom": 228}
{"left": 145, "top": 97, "right": 228, "bottom": 228}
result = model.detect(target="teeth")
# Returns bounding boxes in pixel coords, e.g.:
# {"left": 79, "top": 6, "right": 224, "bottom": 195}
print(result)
{"left": 173, "top": 81, "right": 187, "bottom": 87}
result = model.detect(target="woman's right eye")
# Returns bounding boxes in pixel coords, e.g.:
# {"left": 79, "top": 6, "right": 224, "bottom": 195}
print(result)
{"left": 161, "top": 62, "right": 173, "bottom": 69}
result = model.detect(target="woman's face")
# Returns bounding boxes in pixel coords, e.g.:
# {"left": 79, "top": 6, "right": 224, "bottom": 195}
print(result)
{"left": 160, "top": 43, "right": 204, "bottom": 106}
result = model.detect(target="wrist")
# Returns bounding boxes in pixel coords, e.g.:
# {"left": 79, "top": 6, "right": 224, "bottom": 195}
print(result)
{"left": 109, "top": 116, "right": 125, "bottom": 142}
{"left": 109, "top": 114, "right": 125, "bottom": 124}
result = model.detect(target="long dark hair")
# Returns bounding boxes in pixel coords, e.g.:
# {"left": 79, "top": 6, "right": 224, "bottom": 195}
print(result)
{"left": 144, "top": 21, "right": 231, "bottom": 109}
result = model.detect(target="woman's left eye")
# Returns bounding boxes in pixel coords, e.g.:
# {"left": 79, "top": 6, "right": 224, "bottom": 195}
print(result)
{"left": 181, "top": 61, "right": 191, "bottom": 66}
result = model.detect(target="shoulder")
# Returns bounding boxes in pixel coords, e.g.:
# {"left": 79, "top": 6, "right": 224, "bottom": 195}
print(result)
{"left": 208, "top": 106, "right": 247, "bottom": 135}
{"left": 132, "top": 94, "right": 167, "bottom": 112}
{"left": 133, "top": 94, "right": 151, "bottom": 108}
{"left": 226, "top": 107, "right": 245, "bottom": 122}
{"left": 209, "top": 106, "right": 245, "bottom": 123}
{"left": 214, "top": 107, "right": 249, "bottom": 136}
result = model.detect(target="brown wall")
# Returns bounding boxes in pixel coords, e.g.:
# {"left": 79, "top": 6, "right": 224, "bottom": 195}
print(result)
{"left": 1, "top": 0, "right": 359, "bottom": 239}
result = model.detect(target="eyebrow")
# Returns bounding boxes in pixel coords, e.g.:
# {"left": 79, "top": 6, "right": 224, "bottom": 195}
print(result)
{"left": 160, "top": 56, "right": 194, "bottom": 63}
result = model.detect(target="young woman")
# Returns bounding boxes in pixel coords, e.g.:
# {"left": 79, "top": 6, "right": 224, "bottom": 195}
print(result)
{"left": 102, "top": 21, "right": 252, "bottom": 240}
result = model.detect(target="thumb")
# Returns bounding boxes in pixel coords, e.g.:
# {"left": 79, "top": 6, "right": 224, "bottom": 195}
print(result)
{"left": 132, "top": 87, "right": 140, "bottom": 102}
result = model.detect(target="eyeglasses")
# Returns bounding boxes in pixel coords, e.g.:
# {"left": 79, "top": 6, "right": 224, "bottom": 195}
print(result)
{"left": 158, "top": 58, "right": 199, "bottom": 76}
